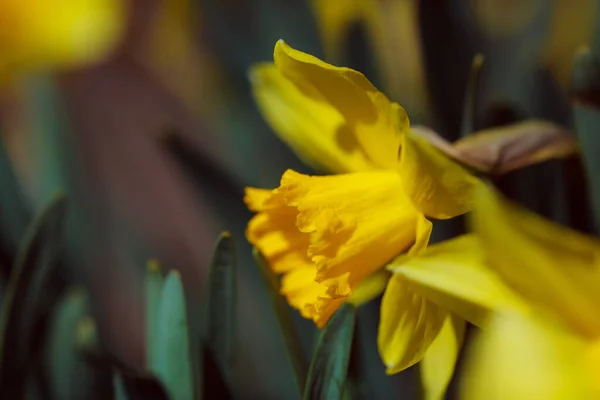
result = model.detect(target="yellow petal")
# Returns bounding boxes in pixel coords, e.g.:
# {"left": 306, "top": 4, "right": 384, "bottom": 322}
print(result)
{"left": 274, "top": 40, "right": 406, "bottom": 170}
{"left": 244, "top": 187, "right": 272, "bottom": 212}
{"left": 408, "top": 215, "right": 433, "bottom": 256}
{"left": 244, "top": 187, "right": 312, "bottom": 274}
{"left": 280, "top": 266, "right": 344, "bottom": 328}
{"left": 389, "top": 234, "right": 527, "bottom": 327}
{"left": 461, "top": 313, "right": 597, "bottom": 400}
{"left": 378, "top": 274, "right": 448, "bottom": 374}
{"left": 249, "top": 63, "right": 374, "bottom": 173}
{"left": 347, "top": 270, "right": 390, "bottom": 307}
{"left": 398, "top": 132, "right": 479, "bottom": 219}
{"left": 245, "top": 168, "right": 424, "bottom": 328}
{"left": 281, "top": 169, "right": 421, "bottom": 295}
{"left": 280, "top": 267, "right": 324, "bottom": 314}
{"left": 474, "top": 185, "right": 600, "bottom": 338}
{"left": 421, "top": 315, "right": 465, "bottom": 400}
{"left": 0, "top": 0, "right": 125, "bottom": 76}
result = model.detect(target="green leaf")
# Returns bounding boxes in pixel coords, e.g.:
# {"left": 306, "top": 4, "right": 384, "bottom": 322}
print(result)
{"left": 74, "top": 316, "right": 104, "bottom": 362}
{"left": 113, "top": 371, "right": 171, "bottom": 400}
{"left": 253, "top": 248, "right": 307, "bottom": 397}
{"left": 592, "top": 1, "right": 600, "bottom": 58}
{"left": 0, "top": 138, "right": 30, "bottom": 280}
{"left": 145, "top": 260, "right": 164, "bottom": 369}
{"left": 342, "top": 322, "right": 364, "bottom": 400}
{"left": 0, "top": 194, "right": 66, "bottom": 397}
{"left": 303, "top": 304, "right": 356, "bottom": 400}
{"left": 573, "top": 50, "right": 600, "bottom": 234}
{"left": 47, "top": 287, "right": 102, "bottom": 400}
{"left": 204, "top": 232, "right": 236, "bottom": 365}
{"left": 573, "top": 103, "right": 600, "bottom": 233}
{"left": 114, "top": 374, "right": 128, "bottom": 400}
{"left": 571, "top": 49, "right": 600, "bottom": 96}
{"left": 151, "top": 271, "right": 194, "bottom": 400}
{"left": 50, "top": 304, "right": 113, "bottom": 400}
{"left": 202, "top": 233, "right": 237, "bottom": 399}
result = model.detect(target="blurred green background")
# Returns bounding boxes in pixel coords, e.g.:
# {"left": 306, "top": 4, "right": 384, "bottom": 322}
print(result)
{"left": 0, "top": 0, "right": 597, "bottom": 399}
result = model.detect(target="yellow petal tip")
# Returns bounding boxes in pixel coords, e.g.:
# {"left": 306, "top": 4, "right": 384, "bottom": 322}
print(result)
{"left": 275, "top": 39, "right": 288, "bottom": 54}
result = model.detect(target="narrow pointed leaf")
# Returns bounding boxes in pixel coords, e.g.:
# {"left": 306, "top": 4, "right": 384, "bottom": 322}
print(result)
{"left": 461, "top": 54, "right": 484, "bottom": 138}
{"left": 114, "top": 371, "right": 171, "bottom": 400}
{"left": 303, "top": 304, "right": 356, "bottom": 400}
{"left": 47, "top": 287, "right": 105, "bottom": 399}
{"left": 253, "top": 248, "right": 307, "bottom": 397}
{"left": 151, "top": 271, "right": 194, "bottom": 400}
{"left": 202, "top": 232, "right": 237, "bottom": 400}
{"left": 574, "top": 104, "right": 600, "bottom": 233}
{"left": 114, "top": 374, "right": 128, "bottom": 400}
{"left": 592, "top": 2, "right": 600, "bottom": 58}
{"left": 205, "top": 232, "right": 236, "bottom": 365}
{"left": 74, "top": 317, "right": 104, "bottom": 362}
{"left": 0, "top": 194, "right": 66, "bottom": 397}
{"left": 573, "top": 50, "right": 600, "bottom": 233}
{"left": 0, "top": 138, "right": 30, "bottom": 279}
{"left": 145, "top": 260, "right": 164, "bottom": 369}
{"left": 341, "top": 318, "right": 365, "bottom": 400}
{"left": 571, "top": 48, "right": 600, "bottom": 99}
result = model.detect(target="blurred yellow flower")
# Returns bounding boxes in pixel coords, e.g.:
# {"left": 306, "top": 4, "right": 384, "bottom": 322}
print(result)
{"left": 0, "top": 0, "right": 125, "bottom": 78}
{"left": 245, "top": 40, "right": 477, "bottom": 333}
{"left": 391, "top": 185, "right": 600, "bottom": 399}
{"left": 309, "top": 0, "right": 429, "bottom": 120}
{"left": 462, "top": 186, "right": 600, "bottom": 400}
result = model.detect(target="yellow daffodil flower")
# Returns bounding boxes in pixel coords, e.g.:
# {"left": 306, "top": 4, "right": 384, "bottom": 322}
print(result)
{"left": 0, "top": 0, "right": 125, "bottom": 79}
{"left": 390, "top": 184, "right": 600, "bottom": 399}
{"left": 245, "top": 41, "right": 478, "bottom": 334}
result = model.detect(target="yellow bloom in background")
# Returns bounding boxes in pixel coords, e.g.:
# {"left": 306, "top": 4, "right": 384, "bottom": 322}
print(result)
{"left": 390, "top": 184, "right": 600, "bottom": 399}
{"left": 245, "top": 40, "right": 477, "bottom": 331}
{"left": 309, "top": 0, "right": 429, "bottom": 121}
{"left": 0, "top": 0, "right": 125, "bottom": 79}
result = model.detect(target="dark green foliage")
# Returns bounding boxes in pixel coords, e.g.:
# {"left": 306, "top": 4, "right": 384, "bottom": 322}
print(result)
{"left": 0, "top": 139, "right": 30, "bottom": 280}
{"left": 47, "top": 288, "right": 105, "bottom": 400}
{"left": 113, "top": 371, "right": 171, "bottom": 400}
{"left": 573, "top": 103, "right": 600, "bottom": 233}
{"left": 203, "top": 232, "right": 237, "bottom": 400}
{"left": 0, "top": 194, "right": 66, "bottom": 398}
{"left": 204, "top": 232, "right": 236, "bottom": 366}
{"left": 573, "top": 49, "right": 600, "bottom": 234}
{"left": 145, "top": 261, "right": 164, "bottom": 370}
{"left": 303, "top": 304, "right": 356, "bottom": 400}
{"left": 151, "top": 271, "right": 194, "bottom": 400}
{"left": 111, "top": 233, "right": 241, "bottom": 400}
